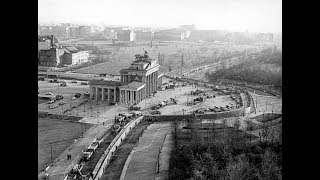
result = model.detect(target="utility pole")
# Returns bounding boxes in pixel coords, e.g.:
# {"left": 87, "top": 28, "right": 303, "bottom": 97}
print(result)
{"left": 265, "top": 98, "right": 268, "bottom": 111}
{"left": 81, "top": 123, "right": 84, "bottom": 138}
{"left": 69, "top": 98, "right": 72, "bottom": 116}
{"left": 90, "top": 100, "right": 93, "bottom": 117}
{"left": 50, "top": 142, "right": 53, "bottom": 164}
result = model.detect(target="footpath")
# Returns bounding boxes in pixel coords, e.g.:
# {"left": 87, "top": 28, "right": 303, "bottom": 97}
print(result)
{"left": 39, "top": 123, "right": 111, "bottom": 180}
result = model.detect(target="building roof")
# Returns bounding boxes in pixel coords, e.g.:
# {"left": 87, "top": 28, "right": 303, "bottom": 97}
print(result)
{"left": 119, "top": 81, "right": 145, "bottom": 91}
{"left": 63, "top": 48, "right": 71, "bottom": 53}
{"left": 65, "top": 46, "right": 79, "bottom": 53}
{"left": 89, "top": 79, "right": 124, "bottom": 87}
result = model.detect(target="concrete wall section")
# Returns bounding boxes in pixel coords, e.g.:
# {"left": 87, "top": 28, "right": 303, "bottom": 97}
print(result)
{"left": 92, "top": 116, "right": 144, "bottom": 180}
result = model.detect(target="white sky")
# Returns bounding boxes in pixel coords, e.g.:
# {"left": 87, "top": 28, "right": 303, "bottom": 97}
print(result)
{"left": 38, "top": 0, "right": 282, "bottom": 33}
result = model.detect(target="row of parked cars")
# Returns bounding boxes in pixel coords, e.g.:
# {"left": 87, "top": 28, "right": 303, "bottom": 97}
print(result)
{"left": 82, "top": 137, "right": 104, "bottom": 161}
{"left": 65, "top": 137, "right": 104, "bottom": 179}
{"left": 193, "top": 103, "right": 236, "bottom": 114}
{"left": 46, "top": 93, "right": 82, "bottom": 109}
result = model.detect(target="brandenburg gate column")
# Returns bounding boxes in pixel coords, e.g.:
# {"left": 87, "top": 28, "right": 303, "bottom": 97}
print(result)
{"left": 95, "top": 87, "right": 98, "bottom": 100}
{"left": 102, "top": 88, "right": 105, "bottom": 101}
{"left": 107, "top": 88, "right": 110, "bottom": 101}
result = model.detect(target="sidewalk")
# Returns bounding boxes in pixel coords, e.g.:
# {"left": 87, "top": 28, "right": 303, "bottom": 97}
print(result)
{"left": 41, "top": 123, "right": 112, "bottom": 180}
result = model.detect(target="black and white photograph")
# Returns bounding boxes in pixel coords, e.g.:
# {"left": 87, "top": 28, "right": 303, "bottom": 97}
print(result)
{"left": 38, "top": 0, "right": 282, "bottom": 179}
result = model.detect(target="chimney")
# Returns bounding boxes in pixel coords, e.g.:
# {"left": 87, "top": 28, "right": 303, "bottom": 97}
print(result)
{"left": 51, "top": 35, "right": 54, "bottom": 47}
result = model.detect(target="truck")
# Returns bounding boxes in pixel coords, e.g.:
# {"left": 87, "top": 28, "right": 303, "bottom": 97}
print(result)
{"left": 88, "top": 142, "right": 99, "bottom": 151}
{"left": 82, "top": 149, "right": 94, "bottom": 161}
{"left": 93, "top": 137, "right": 103, "bottom": 145}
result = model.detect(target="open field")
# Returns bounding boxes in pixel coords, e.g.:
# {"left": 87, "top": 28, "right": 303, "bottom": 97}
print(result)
{"left": 70, "top": 41, "right": 262, "bottom": 75}
{"left": 38, "top": 116, "right": 92, "bottom": 173}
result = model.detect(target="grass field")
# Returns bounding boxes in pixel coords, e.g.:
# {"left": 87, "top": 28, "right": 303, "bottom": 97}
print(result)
{"left": 38, "top": 117, "right": 92, "bottom": 173}
{"left": 71, "top": 41, "right": 259, "bottom": 75}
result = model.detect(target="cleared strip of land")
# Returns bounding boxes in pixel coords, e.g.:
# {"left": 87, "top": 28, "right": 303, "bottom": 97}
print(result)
{"left": 123, "top": 122, "right": 172, "bottom": 180}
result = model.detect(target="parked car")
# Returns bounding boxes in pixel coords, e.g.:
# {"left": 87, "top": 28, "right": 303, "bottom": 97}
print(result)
{"left": 56, "top": 94, "right": 63, "bottom": 100}
{"left": 84, "top": 92, "right": 90, "bottom": 98}
{"left": 88, "top": 143, "right": 99, "bottom": 151}
{"left": 74, "top": 93, "right": 81, "bottom": 98}
{"left": 38, "top": 77, "right": 45, "bottom": 81}
{"left": 60, "top": 81, "right": 67, "bottom": 86}
{"left": 151, "top": 104, "right": 161, "bottom": 110}
{"left": 129, "top": 106, "right": 141, "bottom": 111}
{"left": 110, "top": 102, "right": 117, "bottom": 105}
{"left": 81, "top": 82, "right": 88, "bottom": 85}
{"left": 58, "top": 101, "right": 65, "bottom": 105}
{"left": 46, "top": 92, "right": 53, "bottom": 95}
{"left": 71, "top": 80, "right": 77, "bottom": 83}
{"left": 150, "top": 110, "right": 161, "bottom": 115}
{"left": 93, "top": 138, "right": 103, "bottom": 145}
{"left": 47, "top": 100, "right": 55, "bottom": 104}
{"left": 83, "top": 149, "right": 94, "bottom": 160}
{"left": 131, "top": 111, "right": 142, "bottom": 116}
{"left": 72, "top": 97, "right": 77, "bottom": 100}
{"left": 49, "top": 104, "right": 58, "bottom": 109}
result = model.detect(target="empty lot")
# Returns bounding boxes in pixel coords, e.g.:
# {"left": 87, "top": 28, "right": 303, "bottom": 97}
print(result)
{"left": 38, "top": 116, "right": 92, "bottom": 173}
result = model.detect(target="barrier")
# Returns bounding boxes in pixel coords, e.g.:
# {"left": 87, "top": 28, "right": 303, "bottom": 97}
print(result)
{"left": 92, "top": 116, "right": 144, "bottom": 180}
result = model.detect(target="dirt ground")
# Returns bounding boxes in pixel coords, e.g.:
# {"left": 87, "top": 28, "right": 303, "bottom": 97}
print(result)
{"left": 123, "top": 122, "right": 171, "bottom": 180}
{"left": 38, "top": 117, "right": 92, "bottom": 173}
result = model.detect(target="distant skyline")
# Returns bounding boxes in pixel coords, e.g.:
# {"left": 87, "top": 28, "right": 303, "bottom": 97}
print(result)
{"left": 39, "top": 0, "right": 281, "bottom": 33}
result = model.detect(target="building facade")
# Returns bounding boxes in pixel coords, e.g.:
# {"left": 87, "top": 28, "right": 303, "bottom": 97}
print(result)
{"left": 39, "top": 48, "right": 65, "bottom": 67}
{"left": 89, "top": 52, "right": 163, "bottom": 105}
{"left": 62, "top": 47, "right": 89, "bottom": 66}
{"left": 153, "top": 29, "right": 183, "bottom": 41}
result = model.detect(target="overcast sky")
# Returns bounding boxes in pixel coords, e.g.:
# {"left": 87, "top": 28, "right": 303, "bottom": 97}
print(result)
{"left": 39, "top": 0, "right": 281, "bottom": 33}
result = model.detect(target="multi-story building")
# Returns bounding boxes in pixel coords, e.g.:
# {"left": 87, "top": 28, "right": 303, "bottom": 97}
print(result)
{"left": 188, "top": 30, "right": 228, "bottom": 42}
{"left": 62, "top": 47, "right": 89, "bottom": 65}
{"left": 89, "top": 52, "right": 163, "bottom": 104}
{"left": 116, "top": 29, "right": 135, "bottom": 41}
{"left": 78, "top": 25, "right": 92, "bottom": 37}
{"left": 153, "top": 29, "right": 183, "bottom": 41}
{"left": 135, "top": 30, "right": 153, "bottom": 42}
{"left": 38, "top": 35, "right": 60, "bottom": 60}
{"left": 39, "top": 48, "right": 65, "bottom": 67}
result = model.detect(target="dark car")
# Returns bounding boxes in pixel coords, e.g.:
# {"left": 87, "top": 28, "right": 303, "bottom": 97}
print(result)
{"left": 71, "top": 80, "right": 77, "bottom": 83}
{"left": 56, "top": 94, "right": 63, "bottom": 100}
{"left": 74, "top": 93, "right": 81, "bottom": 98}
{"left": 81, "top": 82, "right": 88, "bottom": 85}
{"left": 110, "top": 102, "right": 117, "bottom": 105}
{"left": 150, "top": 110, "right": 161, "bottom": 115}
